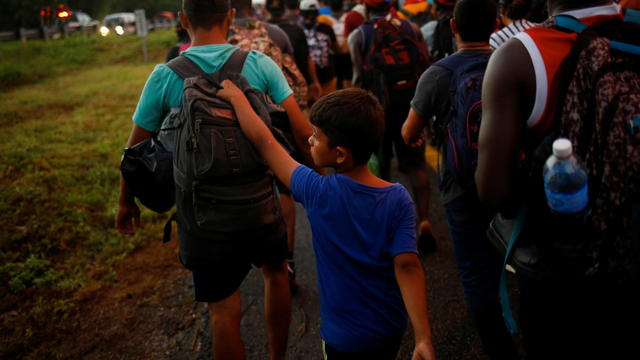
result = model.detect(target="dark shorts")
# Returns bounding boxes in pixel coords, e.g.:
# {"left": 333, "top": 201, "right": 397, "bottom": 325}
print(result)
{"left": 179, "top": 222, "right": 287, "bottom": 303}
{"left": 379, "top": 95, "right": 427, "bottom": 173}
{"left": 335, "top": 53, "right": 353, "bottom": 82}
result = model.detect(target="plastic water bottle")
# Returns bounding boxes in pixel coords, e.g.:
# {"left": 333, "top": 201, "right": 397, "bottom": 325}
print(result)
{"left": 543, "top": 138, "right": 589, "bottom": 215}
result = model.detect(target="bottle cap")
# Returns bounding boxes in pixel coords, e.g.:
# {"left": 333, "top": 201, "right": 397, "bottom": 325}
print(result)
{"left": 552, "top": 138, "right": 573, "bottom": 158}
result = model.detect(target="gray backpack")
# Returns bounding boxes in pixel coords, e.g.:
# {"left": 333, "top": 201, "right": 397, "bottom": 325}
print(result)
{"left": 166, "top": 50, "right": 285, "bottom": 243}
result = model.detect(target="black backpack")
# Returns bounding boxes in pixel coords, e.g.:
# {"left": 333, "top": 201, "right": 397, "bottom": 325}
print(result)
{"left": 360, "top": 18, "right": 430, "bottom": 107}
{"left": 166, "top": 50, "right": 288, "bottom": 268}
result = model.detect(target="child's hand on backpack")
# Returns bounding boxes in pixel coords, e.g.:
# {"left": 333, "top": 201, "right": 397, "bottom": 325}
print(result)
{"left": 218, "top": 80, "right": 247, "bottom": 107}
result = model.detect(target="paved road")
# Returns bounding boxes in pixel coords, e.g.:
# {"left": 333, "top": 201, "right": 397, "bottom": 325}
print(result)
{"left": 181, "top": 149, "right": 520, "bottom": 359}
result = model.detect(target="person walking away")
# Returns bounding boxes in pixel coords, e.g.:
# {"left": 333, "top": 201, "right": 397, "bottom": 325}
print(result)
{"left": 300, "top": 0, "right": 339, "bottom": 97}
{"left": 478, "top": 1, "right": 640, "bottom": 358}
{"left": 322, "top": 0, "right": 354, "bottom": 89}
{"left": 489, "top": 0, "right": 536, "bottom": 49}
{"left": 115, "top": 0, "right": 315, "bottom": 358}
{"left": 266, "top": 0, "right": 323, "bottom": 101}
{"left": 349, "top": 0, "right": 437, "bottom": 255}
{"left": 402, "top": 1, "right": 520, "bottom": 358}
{"left": 217, "top": 84, "right": 437, "bottom": 360}
{"left": 421, "top": 0, "right": 457, "bottom": 61}
{"left": 284, "top": 0, "right": 306, "bottom": 27}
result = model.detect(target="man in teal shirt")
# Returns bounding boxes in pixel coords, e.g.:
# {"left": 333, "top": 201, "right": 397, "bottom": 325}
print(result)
{"left": 116, "top": 0, "right": 313, "bottom": 358}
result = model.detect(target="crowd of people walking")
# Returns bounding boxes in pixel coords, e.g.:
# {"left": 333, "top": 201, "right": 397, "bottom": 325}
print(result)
{"left": 117, "top": 0, "right": 640, "bottom": 359}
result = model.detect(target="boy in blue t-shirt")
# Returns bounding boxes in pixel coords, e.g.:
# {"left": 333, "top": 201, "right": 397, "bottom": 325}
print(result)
{"left": 218, "top": 84, "right": 437, "bottom": 359}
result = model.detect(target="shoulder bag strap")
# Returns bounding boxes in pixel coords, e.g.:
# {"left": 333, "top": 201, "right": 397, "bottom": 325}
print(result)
{"left": 166, "top": 55, "right": 207, "bottom": 79}
{"left": 499, "top": 205, "right": 528, "bottom": 334}
{"left": 220, "top": 49, "right": 250, "bottom": 74}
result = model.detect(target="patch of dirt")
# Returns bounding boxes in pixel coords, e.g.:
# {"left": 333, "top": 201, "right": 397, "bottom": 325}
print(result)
{"left": 45, "top": 239, "right": 209, "bottom": 360}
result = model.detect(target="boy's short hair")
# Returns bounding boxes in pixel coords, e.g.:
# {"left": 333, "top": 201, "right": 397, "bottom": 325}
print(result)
{"left": 453, "top": 0, "right": 497, "bottom": 42}
{"left": 309, "top": 88, "right": 385, "bottom": 166}
{"left": 182, "top": 0, "right": 231, "bottom": 30}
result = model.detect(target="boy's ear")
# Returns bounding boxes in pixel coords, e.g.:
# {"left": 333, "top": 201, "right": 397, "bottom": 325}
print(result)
{"left": 335, "top": 146, "right": 349, "bottom": 165}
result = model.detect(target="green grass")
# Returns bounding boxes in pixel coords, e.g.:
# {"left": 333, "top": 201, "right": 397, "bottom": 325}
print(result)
{"left": 0, "top": 30, "right": 175, "bottom": 91}
{"left": 0, "top": 30, "right": 177, "bottom": 358}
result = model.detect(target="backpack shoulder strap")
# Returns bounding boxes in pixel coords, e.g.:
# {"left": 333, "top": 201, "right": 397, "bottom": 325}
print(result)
{"left": 397, "top": 19, "right": 416, "bottom": 39}
{"left": 220, "top": 49, "right": 250, "bottom": 74}
{"left": 360, "top": 21, "right": 375, "bottom": 54}
{"left": 436, "top": 54, "right": 490, "bottom": 95}
{"left": 555, "top": 15, "right": 640, "bottom": 55}
{"left": 166, "top": 55, "right": 207, "bottom": 79}
{"left": 435, "top": 53, "right": 466, "bottom": 72}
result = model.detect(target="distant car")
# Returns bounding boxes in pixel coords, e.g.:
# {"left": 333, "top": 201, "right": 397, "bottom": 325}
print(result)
{"left": 68, "top": 11, "right": 99, "bottom": 28}
{"left": 65, "top": 10, "right": 100, "bottom": 31}
{"left": 100, "top": 12, "right": 136, "bottom": 36}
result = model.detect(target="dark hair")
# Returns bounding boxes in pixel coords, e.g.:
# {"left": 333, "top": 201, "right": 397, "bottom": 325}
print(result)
{"left": 453, "top": 0, "right": 497, "bottom": 42}
{"left": 182, "top": 0, "right": 230, "bottom": 29}
{"left": 309, "top": 88, "right": 385, "bottom": 166}
{"left": 499, "top": 0, "right": 532, "bottom": 20}
{"left": 285, "top": 0, "right": 299, "bottom": 10}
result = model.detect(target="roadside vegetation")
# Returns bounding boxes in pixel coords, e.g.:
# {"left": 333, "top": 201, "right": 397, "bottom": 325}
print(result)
{"left": 0, "top": 30, "right": 176, "bottom": 358}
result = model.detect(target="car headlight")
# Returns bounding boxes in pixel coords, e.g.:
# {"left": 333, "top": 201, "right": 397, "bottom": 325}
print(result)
{"left": 115, "top": 25, "right": 124, "bottom": 35}
{"left": 100, "top": 26, "right": 109, "bottom": 36}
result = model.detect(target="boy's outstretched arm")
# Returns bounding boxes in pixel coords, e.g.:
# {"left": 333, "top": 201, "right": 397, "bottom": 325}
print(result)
{"left": 218, "top": 80, "right": 301, "bottom": 188}
{"left": 394, "top": 253, "right": 437, "bottom": 360}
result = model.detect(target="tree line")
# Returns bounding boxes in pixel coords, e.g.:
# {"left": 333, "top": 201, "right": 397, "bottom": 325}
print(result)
{"left": 1, "top": 0, "right": 180, "bottom": 31}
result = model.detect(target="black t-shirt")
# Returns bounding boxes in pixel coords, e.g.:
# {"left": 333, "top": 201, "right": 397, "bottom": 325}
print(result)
{"left": 269, "top": 18, "right": 312, "bottom": 83}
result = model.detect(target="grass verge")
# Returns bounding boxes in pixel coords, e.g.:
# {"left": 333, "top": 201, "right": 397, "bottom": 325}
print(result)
{"left": 0, "top": 30, "right": 176, "bottom": 358}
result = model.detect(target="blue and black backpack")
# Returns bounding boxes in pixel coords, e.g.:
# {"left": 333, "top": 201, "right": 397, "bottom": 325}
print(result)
{"left": 435, "top": 53, "right": 490, "bottom": 189}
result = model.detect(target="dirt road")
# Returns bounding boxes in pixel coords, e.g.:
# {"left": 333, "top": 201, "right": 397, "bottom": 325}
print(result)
{"left": 50, "top": 162, "right": 520, "bottom": 359}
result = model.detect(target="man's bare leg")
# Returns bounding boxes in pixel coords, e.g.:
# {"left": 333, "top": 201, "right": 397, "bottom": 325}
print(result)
{"left": 262, "top": 260, "right": 291, "bottom": 360}
{"left": 279, "top": 193, "right": 297, "bottom": 291}
{"left": 208, "top": 290, "right": 245, "bottom": 360}
{"left": 409, "top": 165, "right": 437, "bottom": 254}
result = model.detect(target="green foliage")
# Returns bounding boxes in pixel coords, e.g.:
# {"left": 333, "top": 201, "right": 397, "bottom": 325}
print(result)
{"left": 0, "top": 29, "right": 175, "bottom": 358}
{"left": 1, "top": 255, "right": 63, "bottom": 294}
